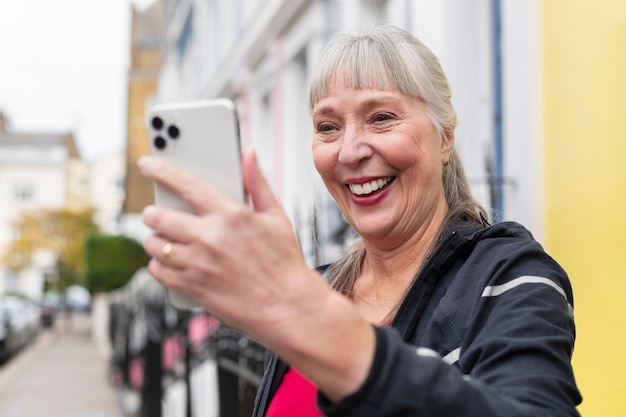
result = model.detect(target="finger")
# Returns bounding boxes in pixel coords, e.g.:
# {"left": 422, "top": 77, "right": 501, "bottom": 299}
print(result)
{"left": 142, "top": 205, "right": 201, "bottom": 244}
{"left": 137, "top": 155, "right": 236, "bottom": 214}
{"left": 147, "top": 257, "right": 190, "bottom": 294}
{"left": 144, "top": 233, "right": 188, "bottom": 269}
{"left": 242, "top": 148, "right": 282, "bottom": 213}
{"left": 146, "top": 250, "right": 220, "bottom": 307}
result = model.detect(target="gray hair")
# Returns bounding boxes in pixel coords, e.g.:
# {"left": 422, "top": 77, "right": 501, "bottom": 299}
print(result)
{"left": 309, "top": 22, "right": 455, "bottom": 142}
{"left": 308, "top": 23, "right": 487, "bottom": 301}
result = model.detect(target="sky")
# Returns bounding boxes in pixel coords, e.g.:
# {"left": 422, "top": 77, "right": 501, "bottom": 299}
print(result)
{"left": 0, "top": 0, "right": 156, "bottom": 162}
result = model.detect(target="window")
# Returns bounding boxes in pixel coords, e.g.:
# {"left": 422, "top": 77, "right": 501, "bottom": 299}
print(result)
{"left": 5, "top": 270, "right": 19, "bottom": 294}
{"left": 14, "top": 182, "right": 35, "bottom": 202}
{"left": 177, "top": 7, "right": 194, "bottom": 62}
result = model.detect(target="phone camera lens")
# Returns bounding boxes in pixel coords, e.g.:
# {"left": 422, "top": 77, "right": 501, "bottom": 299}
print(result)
{"left": 168, "top": 125, "right": 180, "bottom": 139}
{"left": 154, "top": 136, "right": 166, "bottom": 150}
{"left": 151, "top": 116, "right": 164, "bottom": 130}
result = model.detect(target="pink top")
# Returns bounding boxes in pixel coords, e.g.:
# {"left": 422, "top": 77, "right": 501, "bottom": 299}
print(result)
{"left": 265, "top": 367, "right": 326, "bottom": 417}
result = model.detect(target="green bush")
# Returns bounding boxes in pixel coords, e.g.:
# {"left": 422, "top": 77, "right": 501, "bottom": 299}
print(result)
{"left": 85, "top": 233, "right": 150, "bottom": 293}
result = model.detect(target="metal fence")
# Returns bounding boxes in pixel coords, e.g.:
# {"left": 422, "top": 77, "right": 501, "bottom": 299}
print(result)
{"left": 107, "top": 268, "right": 265, "bottom": 417}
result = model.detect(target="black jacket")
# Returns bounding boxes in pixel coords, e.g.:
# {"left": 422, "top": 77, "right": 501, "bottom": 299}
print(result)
{"left": 252, "top": 221, "right": 582, "bottom": 416}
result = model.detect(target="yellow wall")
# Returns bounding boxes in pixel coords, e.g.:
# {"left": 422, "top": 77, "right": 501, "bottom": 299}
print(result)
{"left": 543, "top": 1, "right": 626, "bottom": 415}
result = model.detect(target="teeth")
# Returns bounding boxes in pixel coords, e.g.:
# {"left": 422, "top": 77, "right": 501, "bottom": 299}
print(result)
{"left": 349, "top": 177, "right": 392, "bottom": 196}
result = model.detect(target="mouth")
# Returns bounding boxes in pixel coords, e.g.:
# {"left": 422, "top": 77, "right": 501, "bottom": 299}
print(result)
{"left": 347, "top": 177, "right": 395, "bottom": 196}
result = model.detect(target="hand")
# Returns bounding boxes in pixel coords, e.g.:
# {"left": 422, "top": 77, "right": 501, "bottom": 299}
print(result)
{"left": 138, "top": 148, "right": 376, "bottom": 402}
{"left": 139, "top": 148, "right": 317, "bottom": 338}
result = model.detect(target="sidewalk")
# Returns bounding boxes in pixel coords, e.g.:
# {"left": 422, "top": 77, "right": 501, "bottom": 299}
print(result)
{"left": 0, "top": 313, "right": 123, "bottom": 417}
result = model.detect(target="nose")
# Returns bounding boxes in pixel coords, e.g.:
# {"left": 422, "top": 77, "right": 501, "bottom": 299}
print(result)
{"left": 337, "top": 124, "right": 373, "bottom": 166}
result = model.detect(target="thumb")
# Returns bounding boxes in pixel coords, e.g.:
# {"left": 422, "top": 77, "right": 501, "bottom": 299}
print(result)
{"left": 242, "top": 147, "right": 281, "bottom": 212}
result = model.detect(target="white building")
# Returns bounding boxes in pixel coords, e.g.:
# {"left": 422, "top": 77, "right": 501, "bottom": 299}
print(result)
{"left": 150, "top": 0, "right": 544, "bottom": 266}
{"left": 90, "top": 151, "right": 126, "bottom": 235}
{"left": 0, "top": 113, "right": 87, "bottom": 299}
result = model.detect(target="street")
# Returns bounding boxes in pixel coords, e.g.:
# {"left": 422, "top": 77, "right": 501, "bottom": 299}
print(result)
{"left": 0, "top": 313, "right": 123, "bottom": 417}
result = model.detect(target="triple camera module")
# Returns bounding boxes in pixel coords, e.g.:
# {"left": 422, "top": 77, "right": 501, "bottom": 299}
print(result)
{"left": 151, "top": 116, "right": 180, "bottom": 150}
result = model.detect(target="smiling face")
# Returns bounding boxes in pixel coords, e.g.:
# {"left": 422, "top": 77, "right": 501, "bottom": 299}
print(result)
{"left": 312, "top": 77, "right": 454, "bottom": 249}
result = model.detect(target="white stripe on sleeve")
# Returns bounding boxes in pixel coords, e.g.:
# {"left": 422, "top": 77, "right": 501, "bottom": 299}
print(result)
{"left": 481, "top": 275, "right": 573, "bottom": 313}
{"left": 442, "top": 347, "right": 461, "bottom": 365}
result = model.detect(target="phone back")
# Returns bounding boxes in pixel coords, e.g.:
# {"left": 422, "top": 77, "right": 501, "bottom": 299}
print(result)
{"left": 147, "top": 99, "right": 244, "bottom": 214}
{"left": 146, "top": 99, "right": 243, "bottom": 310}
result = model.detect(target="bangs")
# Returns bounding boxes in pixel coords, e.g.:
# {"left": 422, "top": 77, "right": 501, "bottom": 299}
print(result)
{"left": 309, "top": 39, "right": 398, "bottom": 109}
{"left": 328, "top": 55, "right": 398, "bottom": 99}
{"left": 307, "top": 24, "right": 456, "bottom": 140}
{"left": 308, "top": 31, "right": 426, "bottom": 109}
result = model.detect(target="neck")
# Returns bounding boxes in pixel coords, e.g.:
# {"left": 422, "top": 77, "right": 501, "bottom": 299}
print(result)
{"left": 352, "top": 209, "right": 446, "bottom": 325}
{"left": 363, "top": 203, "right": 445, "bottom": 282}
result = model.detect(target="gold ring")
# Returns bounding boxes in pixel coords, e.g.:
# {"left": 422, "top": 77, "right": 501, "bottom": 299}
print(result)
{"left": 162, "top": 242, "right": 173, "bottom": 259}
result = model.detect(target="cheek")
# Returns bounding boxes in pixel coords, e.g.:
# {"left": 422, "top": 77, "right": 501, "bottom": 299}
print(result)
{"left": 391, "top": 126, "right": 440, "bottom": 169}
{"left": 381, "top": 133, "right": 422, "bottom": 170}
{"left": 312, "top": 142, "right": 337, "bottom": 181}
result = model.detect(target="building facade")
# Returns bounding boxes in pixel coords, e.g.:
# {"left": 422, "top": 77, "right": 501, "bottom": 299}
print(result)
{"left": 90, "top": 152, "right": 126, "bottom": 235}
{"left": 542, "top": 1, "right": 626, "bottom": 416}
{"left": 132, "top": 0, "right": 626, "bottom": 414}
{"left": 145, "top": 0, "right": 547, "bottom": 262}
{"left": 0, "top": 113, "right": 89, "bottom": 299}
{"left": 121, "top": 0, "right": 169, "bottom": 243}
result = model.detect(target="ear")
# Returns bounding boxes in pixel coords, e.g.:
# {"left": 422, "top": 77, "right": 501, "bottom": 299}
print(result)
{"left": 440, "top": 132, "right": 455, "bottom": 164}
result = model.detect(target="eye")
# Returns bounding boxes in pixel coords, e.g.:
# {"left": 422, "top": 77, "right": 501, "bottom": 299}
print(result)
{"left": 371, "top": 112, "right": 393, "bottom": 123}
{"left": 316, "top": 122, "right": 337, "bottom": 133}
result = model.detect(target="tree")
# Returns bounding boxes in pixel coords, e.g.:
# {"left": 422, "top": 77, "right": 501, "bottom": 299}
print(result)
{"left": 84, "top": 233, "right": 150, "bottom": 293}
{"left": 2, "top": 207, "right": 99, "bottom": 294}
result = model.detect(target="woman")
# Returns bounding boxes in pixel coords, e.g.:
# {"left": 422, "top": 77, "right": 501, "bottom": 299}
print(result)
{"left": 139, "top": 23, "right": 581, "bottom": 416}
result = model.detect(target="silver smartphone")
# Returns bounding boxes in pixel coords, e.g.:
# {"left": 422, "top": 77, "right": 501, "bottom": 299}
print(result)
{"left": 147, "top": 98, "right": 244, "bottom": 310}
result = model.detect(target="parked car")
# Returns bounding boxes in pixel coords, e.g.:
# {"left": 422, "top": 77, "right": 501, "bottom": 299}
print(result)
{"left": 0, "top": 303, "right": 10, "bottom": 362}
{"left": 41, "top": 290, "right": 63, "bottom": 327}
{"left": 65, "top": 285, "right": 92, "bottom": 312}
{"left": 40, "top": 303, "right": 56, "bottom": 327}
{"left": 0, "top": 296, "right": 29, "bottom": 360}
{"left": 22, "top": 300, "right": 41, "bottom": 340}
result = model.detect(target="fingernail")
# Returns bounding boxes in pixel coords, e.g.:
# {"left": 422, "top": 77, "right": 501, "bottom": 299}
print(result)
{"left": 142, "top": 205, "right": 156, "bottom": 221}
{"left": 137, "top": 156, "right": 152, "bottom": 173}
